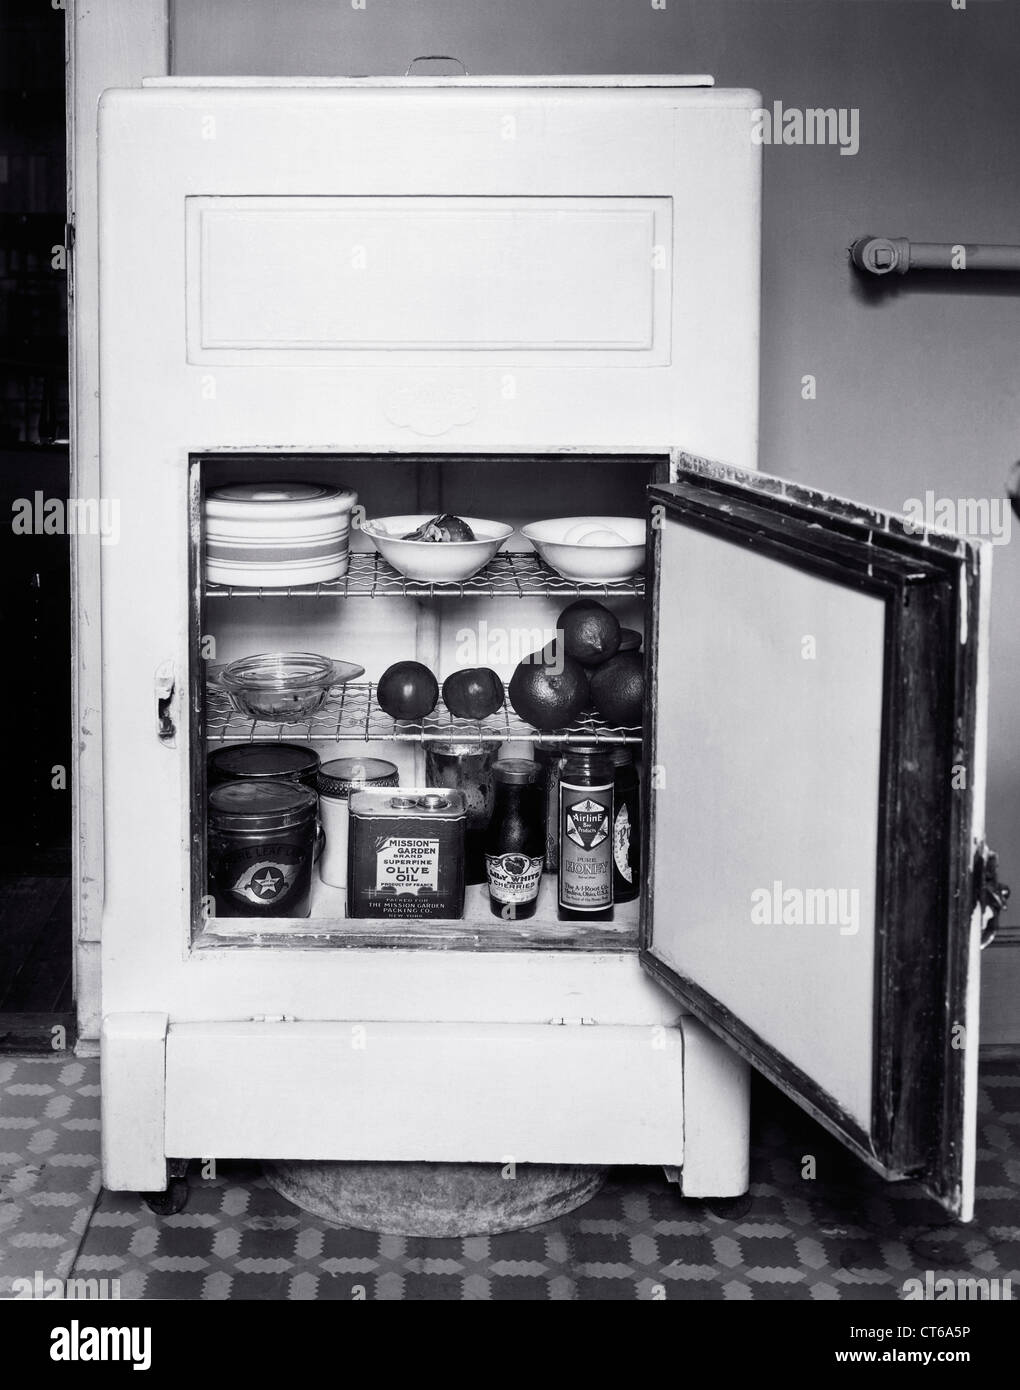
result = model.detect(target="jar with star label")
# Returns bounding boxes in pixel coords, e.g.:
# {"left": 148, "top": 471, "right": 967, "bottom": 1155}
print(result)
{"left": 208, "top": 780, "right": 318, "bottom": 918}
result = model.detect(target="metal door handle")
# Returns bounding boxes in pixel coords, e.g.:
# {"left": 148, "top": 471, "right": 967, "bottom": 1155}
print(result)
{"left": 405, "top": 55, "right": 469, "bottom": 76}
{"left": 975, "top": 844, "right": 1010, "bottom": 950}
{"left": 155, "top": 660, "right": 176, "bottom": 745}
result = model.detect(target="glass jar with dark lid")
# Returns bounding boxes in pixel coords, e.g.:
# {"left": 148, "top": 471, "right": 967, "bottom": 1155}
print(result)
{"left": 208, "top": 780, "right": 317, "bottom": 919}
{"left": 533, "top": 739, "right": 569, "bottom": 872}
{"left": 485, "top": 760, "right": 544, "bottom": 921}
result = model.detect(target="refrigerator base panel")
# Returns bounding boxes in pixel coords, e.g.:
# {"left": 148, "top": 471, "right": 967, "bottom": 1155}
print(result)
{"left": 100, "top": 1013, "right": 750, "bottom": 1197}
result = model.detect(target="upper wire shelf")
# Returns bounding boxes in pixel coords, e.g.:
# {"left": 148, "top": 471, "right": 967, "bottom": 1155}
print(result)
{"left": 205, "top": 551, "right": 645, "bottom": 600}
{"left": 206, "top": 682, "right": 641, "bottom": 746}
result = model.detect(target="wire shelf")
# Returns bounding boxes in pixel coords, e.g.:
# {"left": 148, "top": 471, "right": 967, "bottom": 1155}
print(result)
{"left": 205, "top": 551, "right": 645, "bottom": 600}
{"left": 205, "top": 681, "right": 641, "bottom": 746}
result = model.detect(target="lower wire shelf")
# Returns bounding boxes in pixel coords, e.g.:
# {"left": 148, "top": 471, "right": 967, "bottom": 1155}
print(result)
{"left": 205, "top": 681, "right": 642, "bottom": 745}
{"left": 194, "top": 876, "right": 640, "bottom": 953}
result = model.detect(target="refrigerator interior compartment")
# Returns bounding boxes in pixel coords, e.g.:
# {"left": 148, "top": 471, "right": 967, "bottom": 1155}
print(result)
{"left": 205, "top": 549, "right": 646, "bottom": 601}
{"left": 191, "top": 449, "right": 654, "bottom": 952}
{"left": 204, "top": 678, "right": 641, "bottom": 747}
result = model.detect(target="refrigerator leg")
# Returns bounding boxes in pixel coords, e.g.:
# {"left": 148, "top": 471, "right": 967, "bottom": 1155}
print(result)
{"left": 101, "top": 1011, "right": 169, "bottom": 1191}
{"left": 143, "top": 1159, "right": 191, "bottom": 1215}
{"left": 677, "top": 1016, "right": 751, "bottom": 1198}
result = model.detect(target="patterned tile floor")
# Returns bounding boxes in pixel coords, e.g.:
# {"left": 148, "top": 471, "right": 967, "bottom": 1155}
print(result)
{"left": 1, "top": 1054, "right": 1017, "bottom": 1300}
{"left": 0, "top": 1057, "right": 101, "bottom": 1298}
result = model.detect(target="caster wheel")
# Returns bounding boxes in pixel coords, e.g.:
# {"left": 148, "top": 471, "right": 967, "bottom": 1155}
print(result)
{"left": 142, "top": 1159, "right": 190, "bottom": 1215}
{"left": 703, "top": 1192, "right": 753, "bottom": 1220}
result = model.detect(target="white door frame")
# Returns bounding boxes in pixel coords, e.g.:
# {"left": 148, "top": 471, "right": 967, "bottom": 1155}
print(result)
{"left": 68, "top": 0, "right": 170, "bottom": 1047}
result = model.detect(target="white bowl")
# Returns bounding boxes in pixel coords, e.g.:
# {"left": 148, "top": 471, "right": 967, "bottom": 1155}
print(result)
{"left": 361, "top": 515, "right": 513, "bottom": 582}
{"left": 520, "top": 516, "right": 646, "bottom": 582}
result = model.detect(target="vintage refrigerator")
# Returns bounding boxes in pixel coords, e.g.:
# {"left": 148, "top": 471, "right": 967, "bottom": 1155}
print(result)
{"left": 92, "top": 73, "right": 1002, "bottom": 1220}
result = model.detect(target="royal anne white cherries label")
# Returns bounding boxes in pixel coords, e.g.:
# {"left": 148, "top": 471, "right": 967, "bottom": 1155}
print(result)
{"left": 559, "top": 780, "right": 613, "bottom": 911}
{"left": 486, "top": 852, "right": 543, "bottom": 906}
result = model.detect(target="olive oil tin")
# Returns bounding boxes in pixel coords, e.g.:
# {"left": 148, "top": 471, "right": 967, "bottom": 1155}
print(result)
{"left": 347, "top": 788, "right": 466, "bottom": 919}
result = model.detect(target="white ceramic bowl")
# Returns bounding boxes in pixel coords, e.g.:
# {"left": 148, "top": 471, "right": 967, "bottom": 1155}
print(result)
{"left": 360, "top": 515, "right": 513, "bottom": 582}
{"left": 520, "top": 516, "right": 646, "bottom": 582}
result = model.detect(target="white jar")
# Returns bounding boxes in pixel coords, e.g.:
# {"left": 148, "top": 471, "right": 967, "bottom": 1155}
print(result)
{"left": 205, "top": 482, "right": 358, "bottom": 589}
{"left": 316, "top": 757, "right": 399, "bottom": 889}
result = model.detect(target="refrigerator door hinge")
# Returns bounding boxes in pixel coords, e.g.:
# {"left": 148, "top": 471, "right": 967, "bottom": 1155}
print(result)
{"left": 974, "top": 842, "right": 1010, "bottom": 950}
{"left": 64, "top": 220, "right": 75, "bottom": 301}
{"left": 549, "top": 1016, "right": 597, "bottom": 1026}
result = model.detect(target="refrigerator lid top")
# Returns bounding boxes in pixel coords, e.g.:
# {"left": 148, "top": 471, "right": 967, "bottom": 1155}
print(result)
{"left": 141, "top": 74, "right": 716, "bottom": 89}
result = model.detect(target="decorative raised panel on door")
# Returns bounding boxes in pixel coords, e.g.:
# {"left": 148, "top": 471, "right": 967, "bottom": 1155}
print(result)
{"left": 185, "top": 196, "right": 672, "bottom": 366}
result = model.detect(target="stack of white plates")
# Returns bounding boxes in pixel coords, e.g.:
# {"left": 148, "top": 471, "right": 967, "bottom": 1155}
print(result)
{"left": 205, "top": 483, "right": 358, "bottom": 588}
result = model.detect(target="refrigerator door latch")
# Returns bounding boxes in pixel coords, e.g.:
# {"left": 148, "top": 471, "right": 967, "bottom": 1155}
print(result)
{"left": 155, "top": 660, "right": 177, "bottom": 746}
{"left": 974, "top": 843, "right": 1010, "bottom": 950}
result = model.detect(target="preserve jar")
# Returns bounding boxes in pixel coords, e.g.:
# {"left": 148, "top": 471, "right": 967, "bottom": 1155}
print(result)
{"left": 424, "top": 741, "right": 499, "bottom": 885}
{"left": 208, "top": 780, "right": 318, "bottom": 918}
{"left": 485, "top": 760, "right": 544, "bottom": 920}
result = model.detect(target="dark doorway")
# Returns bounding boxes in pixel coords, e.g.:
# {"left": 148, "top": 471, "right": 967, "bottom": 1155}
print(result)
{"left": 0, "top": 1, "right": 73, "bottom": 1049}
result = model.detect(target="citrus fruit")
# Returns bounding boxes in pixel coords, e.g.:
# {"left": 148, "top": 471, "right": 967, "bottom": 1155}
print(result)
{"left": 589, "top": 652, "right": 644, "bottom": 727}
{"left": 508, "top": 652, "right": 589, "bottom": 731}
{"left": 557, "top": 599, "right": 621, "bottom": 667}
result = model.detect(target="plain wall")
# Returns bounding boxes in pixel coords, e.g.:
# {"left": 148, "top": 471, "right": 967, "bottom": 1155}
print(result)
{"left": 170, "top": 0, "right": 1020, "bottom": 915}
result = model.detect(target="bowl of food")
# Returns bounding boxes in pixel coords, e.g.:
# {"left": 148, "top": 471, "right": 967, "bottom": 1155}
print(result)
{"left": 360, "top": 514, "right": 513, "bottom": 583}
{"left": 520, "top": 516, "right": 646, "bottom": 582}
{"left": 217, "top": 652, "right": 365, "bottom": 722}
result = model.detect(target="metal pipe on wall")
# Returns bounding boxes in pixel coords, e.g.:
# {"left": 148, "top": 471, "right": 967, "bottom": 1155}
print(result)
{"left": 851, "top": 236, "right": 1020, "bottom": 276}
